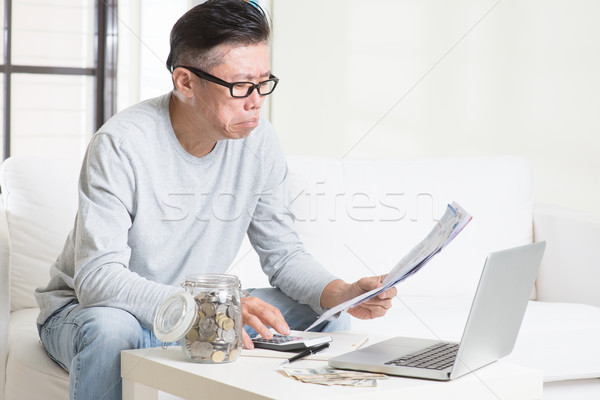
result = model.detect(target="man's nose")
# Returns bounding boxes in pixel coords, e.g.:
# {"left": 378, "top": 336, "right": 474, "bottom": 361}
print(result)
{"left": 244, "top": 88, "right": 264, "bottom": 110}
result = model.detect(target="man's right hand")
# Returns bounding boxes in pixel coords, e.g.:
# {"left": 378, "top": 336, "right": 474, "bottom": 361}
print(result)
{"left": 240, "top": 296, "right": 290, "bottom": 349}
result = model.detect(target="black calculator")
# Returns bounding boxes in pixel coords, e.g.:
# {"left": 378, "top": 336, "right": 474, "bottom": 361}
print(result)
{"left": 252, "top": 334, "right": 332, "bottom": 351}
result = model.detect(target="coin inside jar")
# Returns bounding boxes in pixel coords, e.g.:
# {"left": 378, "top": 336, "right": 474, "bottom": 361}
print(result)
{"left": 211, "top": 350, "right": 226, "bottom": 363}
{"left": 228, "top": 305, "right": 241, "bottom": 325}
{"left": 218, "top": 328, "right": 236, "bottom": 343}
{"left": 217, "top": 290, "right": 229, "bottom": 304}
{"left": 201, "top": 302, "right": 216, "bottom": 317}
{"left": 221, "top": 318, "right": 234, "bottom": 331}
{"left": 191, "top": 341, "right": 214, "bottom": 358}
{"left": 199, "top": 316, "right": 216, "bottom": 331}
{"left": 215, "top": 312, "right": 227, "bottom": 326}
{"left": 186, "top": 328, "right": 199, "bottom": 342}
{"left": 216, "top": 304, "right": 229, "bottom": 315}
{"left": 228, "top": 348, "right": 240, "bottom": 361}
{"left": 226, "top": 305, "right": 238, "bottom": 318}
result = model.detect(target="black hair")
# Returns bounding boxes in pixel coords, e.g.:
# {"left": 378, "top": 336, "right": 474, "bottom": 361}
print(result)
{"left": 166, "top": 0, "right": 271, "bottom": 73}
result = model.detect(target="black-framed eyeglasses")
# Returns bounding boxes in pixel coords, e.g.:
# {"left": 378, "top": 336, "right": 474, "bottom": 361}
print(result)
{"left": 173, "top": 65, "right": 279, "bottom": 98}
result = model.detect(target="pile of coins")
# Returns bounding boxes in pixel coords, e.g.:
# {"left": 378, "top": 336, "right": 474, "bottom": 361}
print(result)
{"left": 183, "top": 289, "right": 242, "bottom": 363}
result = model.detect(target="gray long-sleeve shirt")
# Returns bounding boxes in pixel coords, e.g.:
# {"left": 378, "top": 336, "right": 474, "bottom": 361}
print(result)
{"left": 35, "top": 93, "right": 338, "bottom": 328}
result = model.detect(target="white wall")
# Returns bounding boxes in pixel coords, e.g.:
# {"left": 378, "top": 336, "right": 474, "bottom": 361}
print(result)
{"left": 270, "top": 0, "right": 600, "bottom": 214}
{"left": 117, "top": 0, "right": 193, "bottom": 111}
{"left": 7, "top": 1, "right": 596, "bottom": 213}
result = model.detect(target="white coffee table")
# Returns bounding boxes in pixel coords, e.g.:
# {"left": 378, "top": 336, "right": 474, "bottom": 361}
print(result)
{"left": 121, "top": 345, "right": 542, "bottom": 399}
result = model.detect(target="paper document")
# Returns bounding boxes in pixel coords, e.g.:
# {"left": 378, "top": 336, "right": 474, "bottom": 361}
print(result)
{"left": 305, "top": 202, "right": 472, "bottom": 331}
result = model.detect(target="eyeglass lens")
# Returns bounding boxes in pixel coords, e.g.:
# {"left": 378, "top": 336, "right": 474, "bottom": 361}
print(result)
{"left": 232, "top": 80, "right": 277, "bottom": 98}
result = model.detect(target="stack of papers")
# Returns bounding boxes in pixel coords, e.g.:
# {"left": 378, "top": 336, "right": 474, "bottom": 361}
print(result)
{"left": 306, "top": 201, "right": 472, "bottom": 331}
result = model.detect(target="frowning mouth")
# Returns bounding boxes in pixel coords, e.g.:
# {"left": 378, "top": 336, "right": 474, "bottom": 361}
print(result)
{"left": 236, "top": 117, "right": 259, "bottom": 128}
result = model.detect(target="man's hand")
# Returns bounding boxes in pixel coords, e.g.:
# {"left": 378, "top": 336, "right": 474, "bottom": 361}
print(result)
{"left": 321, "top": 276, "right": 397, "bottom": 320}
{"left": 240, "top": 296, "right": 290, "bottom": 349}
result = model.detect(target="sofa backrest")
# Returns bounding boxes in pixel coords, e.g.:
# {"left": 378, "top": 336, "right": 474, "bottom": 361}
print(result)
{"left": 0, "top": 156, "right": 80, "bottom": 312}
{"left": 230, "top": 155, "right": 534, "bottom": 301}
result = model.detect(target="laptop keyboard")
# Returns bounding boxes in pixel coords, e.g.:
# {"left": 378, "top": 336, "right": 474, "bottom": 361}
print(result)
{"left": 385, "top": 342, "right": 459, "bottom": 370}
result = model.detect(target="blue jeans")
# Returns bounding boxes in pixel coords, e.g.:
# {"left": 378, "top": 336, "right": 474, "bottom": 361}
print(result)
{"left": 38, "top": 288, "right": 350, "bottom": 400}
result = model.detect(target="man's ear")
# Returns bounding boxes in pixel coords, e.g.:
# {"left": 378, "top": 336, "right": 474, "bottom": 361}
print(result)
{"left": 172, "top": 68, "right": 194, "bottom": 97}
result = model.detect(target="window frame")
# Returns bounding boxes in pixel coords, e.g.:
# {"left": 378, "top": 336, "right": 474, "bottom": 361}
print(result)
{"left": 0, "top": 0, "right": 117, "bottom": 159}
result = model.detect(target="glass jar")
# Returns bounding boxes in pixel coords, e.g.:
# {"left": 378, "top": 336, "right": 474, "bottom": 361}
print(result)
{"left": 153, "top": 274, "right": 243, "bottom": 363}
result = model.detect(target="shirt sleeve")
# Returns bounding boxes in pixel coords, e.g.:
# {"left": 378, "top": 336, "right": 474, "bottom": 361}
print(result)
{"left": 72, "top": 133, "right": 179, "bottom": 328}
{"left": 246, "top": 125, "right": 339, "bottom": 315}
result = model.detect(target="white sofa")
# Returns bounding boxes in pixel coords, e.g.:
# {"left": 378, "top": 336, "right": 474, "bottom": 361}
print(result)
{"left": 1, "top": 154, "right": 600, "bottom": 399}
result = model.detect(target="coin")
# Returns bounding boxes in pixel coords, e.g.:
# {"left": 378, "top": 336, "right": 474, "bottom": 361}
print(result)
{"left": 186, "top": 328, "right": 199, "bottom": 341}
{"left": 217, "top": 290, "right": 229, "bottom": 304}
{"left": 204, "top": 293, "right": 219, "bottom": 302}
{"left": 215, "top": 312, "right": 227, "bottom": 326}
{"left": 199, "top": 330, "right": 214, "bottom": 340}
{"left": 212, "top": 350, "right": 226, "bottom": 363}
{"left": 199, "top": 316, "right": 216, "bottom": 331}
{"left": 194, "top": 292, "right": 206, "bottom": 301}
{"left": 192, "top": 341, "right": 214, "bottom": 358}
{"left": 227, "top": 305, "right": 241, "bottom": 326}
{"left": 219, "top": 328, "right": 236, "bottom": 343}
{"left": 201, "top": 302, "right": 215, "bottom": 317}
{"left": 195, "top": 342, "right": 213, "bottom": 357}
{"left": 221, "top": 317, "right": 234, "bottom": 331}
{"left": 226, "top": 305, "right": 239, "bottom": 318}
{"left": 216, "top": 304, "right": 229, "bottom": 315}
{"left": 228, "top": 348, "right": 240, "bottom": 361}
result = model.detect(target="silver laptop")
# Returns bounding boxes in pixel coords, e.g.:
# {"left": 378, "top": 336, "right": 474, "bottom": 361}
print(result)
{"left": 329, "top": 241, "right": 546, "bottom": 381}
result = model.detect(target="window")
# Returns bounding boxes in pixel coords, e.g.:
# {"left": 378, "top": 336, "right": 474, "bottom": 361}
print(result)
{"left": 0, "top": 0, "right": 117, "bottom": 160}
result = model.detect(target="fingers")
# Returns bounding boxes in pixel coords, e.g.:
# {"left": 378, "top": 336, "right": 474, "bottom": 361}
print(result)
{"left": 347, "top": 274, "right": 397, "bottom": 320}
{"left": 375, "top": 274, "right": 397, "bottom": 299}
{"left": 348, "top": 296, "right": 393, "bottom": 320}
{"left": 353, "top": 275, "right": 397, "bottom": 299}
{"left": 378, "top": 284, "right": 397, "bottom": 300}
{"left": 354, "top": 275, "right": 383, "bottom": 292}
{"left": 242, "top": 327, "right": 254, "bottom": 349}
{"left": 362, "top": 295, "right": 394, "bottom": 313}
{"left": 241, "top": 297, "right": 290, "bottom": 349}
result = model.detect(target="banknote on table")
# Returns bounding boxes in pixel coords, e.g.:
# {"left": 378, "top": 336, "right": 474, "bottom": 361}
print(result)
{"left": 282, "top": 366, "right": 388, "bottom": 387}
{"left": 302, "top": 378, "right": 378, "bottom": 387}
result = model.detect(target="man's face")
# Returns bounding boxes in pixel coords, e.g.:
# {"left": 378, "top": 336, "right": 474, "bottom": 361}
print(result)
{"left": 192, "top": 43, "right": 271, "bottom": 141}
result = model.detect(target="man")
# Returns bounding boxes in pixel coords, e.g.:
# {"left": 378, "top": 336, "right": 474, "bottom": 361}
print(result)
{"left": 35, "top": 1, "right": 396, "bottom": 399}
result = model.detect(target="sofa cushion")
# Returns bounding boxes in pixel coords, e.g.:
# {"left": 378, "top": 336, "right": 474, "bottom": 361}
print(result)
{"left": 508, "top": 301, "right": 600, "bottom": 382}
{"left": 0, "top": 156, "right": 80, "bottom": 311}
{"left": 5, "top": 308, "right": 68, "bottom": 400}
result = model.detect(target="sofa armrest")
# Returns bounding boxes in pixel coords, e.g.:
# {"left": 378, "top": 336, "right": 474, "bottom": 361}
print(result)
{"left": 0, "top": 197, "right": 11, "bottom": 397}
{"left": 533, "top": 203, "right": 600, "bottom": 307}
